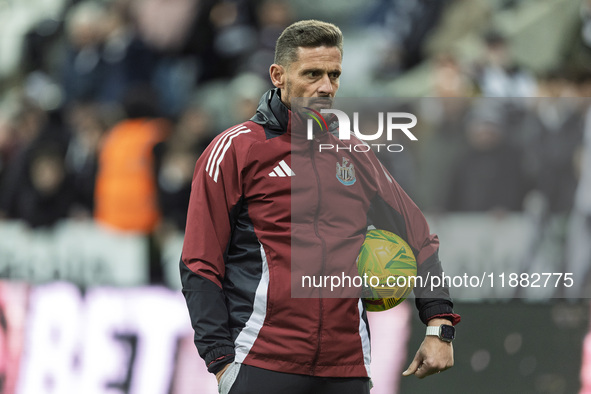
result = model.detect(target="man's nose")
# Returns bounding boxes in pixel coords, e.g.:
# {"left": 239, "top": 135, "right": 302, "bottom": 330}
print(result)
{"left": 317, "top": 74, "right": 334, "bottom": 95}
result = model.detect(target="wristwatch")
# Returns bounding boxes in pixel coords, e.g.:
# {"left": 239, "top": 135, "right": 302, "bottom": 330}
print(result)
{"left": 426, "top": 324, "right": 455, "bottom": 342}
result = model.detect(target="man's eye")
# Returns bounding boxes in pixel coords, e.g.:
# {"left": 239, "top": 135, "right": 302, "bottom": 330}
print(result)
{"left": 330, "top": 72, "right": 340, "bottom": 79}
{"left": 307, "top": 71, "right": 320, "bottom": 77}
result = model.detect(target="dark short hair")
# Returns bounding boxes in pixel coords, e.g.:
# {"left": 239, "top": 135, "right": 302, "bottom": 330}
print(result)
{"left": 274, "top": 20, "right": 343, "bottom": 67}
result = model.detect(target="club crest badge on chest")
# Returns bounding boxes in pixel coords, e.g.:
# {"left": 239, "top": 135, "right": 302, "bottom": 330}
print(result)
{"left": 336, "top": 157, "right": 356, "bottom": 186}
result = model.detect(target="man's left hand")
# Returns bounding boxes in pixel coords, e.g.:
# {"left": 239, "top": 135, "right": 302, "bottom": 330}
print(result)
{"left": 402, "top": 319, "right": 454, "bottom": 379}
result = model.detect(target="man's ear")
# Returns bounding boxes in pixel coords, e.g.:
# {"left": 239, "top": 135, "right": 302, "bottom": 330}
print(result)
{"left": 269, "top": 64, "right": 286, "bottom": 89}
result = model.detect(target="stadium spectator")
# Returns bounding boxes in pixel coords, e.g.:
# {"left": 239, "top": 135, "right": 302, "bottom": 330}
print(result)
{"left": 181, "top": 0, "right": 260, "bottom": 84}
{"left": 522, "top": 90, "right": 585, "bottom": 213}
{"left": 14, "top": 143, "right": 73, "bottom": 228}
{"left": 563, "top": 0, "right": 591, "bottom": 75}
{"left": 365, "top": 0, "right": 448, "bottom": 79}
{"left": 61, "top": 0, "right": 157, "bottom": 105}
{"left": 94, "top": 85, "right": 169, "bottom": 232}
{"left": 414, "top": 97, "right": 470, "bottom": 213}
{"left": 0, "top": 139, "right": 73, "bottom": 228}
{"left": 445, "top": 104, "right": 528, "bottom": 212}
{"left": 94, "top": 85, "right": 170, "bottom": 282}
{"left": 129, "top": 0, "right": 200, "bottom": 117}
{"left": 225, "top": 72, "right": 271, "bottom": 128}
{"left": 0, "top": 99, "right": 71, "bottom": 226}
{"left": 248, "top": 0, "right": 294, "bottom": 78}
{"left": 130, "top": 0, "right": 198, "bottom": 53}
{"left": 472, "top": 31, "right": 537, "bottom": 98}
{"left": 63, "top": 101, "right": 112, "bottom": 218}
{"left": 431, "top": 54, "right": 475, "bottom": 97}
{"left": 61, "top": 1, "right": 109, "bottom": 104}
{"left": 154, "top": 104, "right": 214, "bottom": 235}
{"left": 423, "top": 0, "right": 492, "bottom": 61}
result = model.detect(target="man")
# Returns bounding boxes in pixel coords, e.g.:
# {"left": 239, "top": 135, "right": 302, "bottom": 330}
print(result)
{"left": 181, "top": 20, "right": 460, "bottom": 394}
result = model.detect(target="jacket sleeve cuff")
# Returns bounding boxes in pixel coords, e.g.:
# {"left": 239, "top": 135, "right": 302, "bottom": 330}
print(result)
{"left": 205, "top": 346, "right": 236, "bottom": 374}
{"left": 417, "top": 300, "right": 460, "bottom": 325}
{"left": 427, "top": 313, "right": 461, "bottom": 326}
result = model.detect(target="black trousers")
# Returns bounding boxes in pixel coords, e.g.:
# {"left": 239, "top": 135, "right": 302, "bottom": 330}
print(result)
{"left": 223, "top": 363, "right": 370, "bottom": 394}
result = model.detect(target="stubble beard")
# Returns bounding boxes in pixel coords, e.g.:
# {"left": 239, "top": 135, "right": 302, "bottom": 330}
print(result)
{"left": 283, "top": 79, "right": 293, "bottom": 109}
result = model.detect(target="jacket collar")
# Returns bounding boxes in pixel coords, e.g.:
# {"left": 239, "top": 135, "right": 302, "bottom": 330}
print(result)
{"left": 251, "top": 88, "right": 290, "bottom": 136}
{"left": 250, "top": 88, "right": 340, "bottom": 139}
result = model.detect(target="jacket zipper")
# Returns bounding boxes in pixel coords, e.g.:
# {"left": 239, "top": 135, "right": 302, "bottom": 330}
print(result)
{"left": 309, "top": 136, "right": 326, "bottom": 375}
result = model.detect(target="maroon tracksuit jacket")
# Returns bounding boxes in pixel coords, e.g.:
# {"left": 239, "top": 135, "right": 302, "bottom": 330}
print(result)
{"left": 181, "top": 88, "right": 459, "bottom": 378}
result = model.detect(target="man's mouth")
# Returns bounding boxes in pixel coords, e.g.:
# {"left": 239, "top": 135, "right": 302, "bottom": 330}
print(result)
{"left": 311, "top": 98, "right": 333, "bottom": 108}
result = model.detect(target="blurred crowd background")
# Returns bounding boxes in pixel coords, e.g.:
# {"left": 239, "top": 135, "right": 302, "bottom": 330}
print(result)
{"left": 1, "top": 0, "right": 590, "bottom": 285}
{"left": 0, "top": 0, "right": 589, "bottom": 336}
{"left": 0, "top": 1, "right": 590, "bottom": 393}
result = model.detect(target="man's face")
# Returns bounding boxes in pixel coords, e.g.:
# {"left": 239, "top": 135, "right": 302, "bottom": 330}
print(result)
{"left": 270, "top": 46, "right": 342, "bottom": 109}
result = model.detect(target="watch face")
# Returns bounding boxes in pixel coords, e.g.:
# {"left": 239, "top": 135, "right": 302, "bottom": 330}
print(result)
{"left": 440, "top": 325, "right": 455, "bottom": 341}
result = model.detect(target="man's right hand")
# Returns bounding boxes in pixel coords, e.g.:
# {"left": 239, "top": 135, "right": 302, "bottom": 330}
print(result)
{"left": 216, "top": 363, "right": 232, "bottom": 384}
